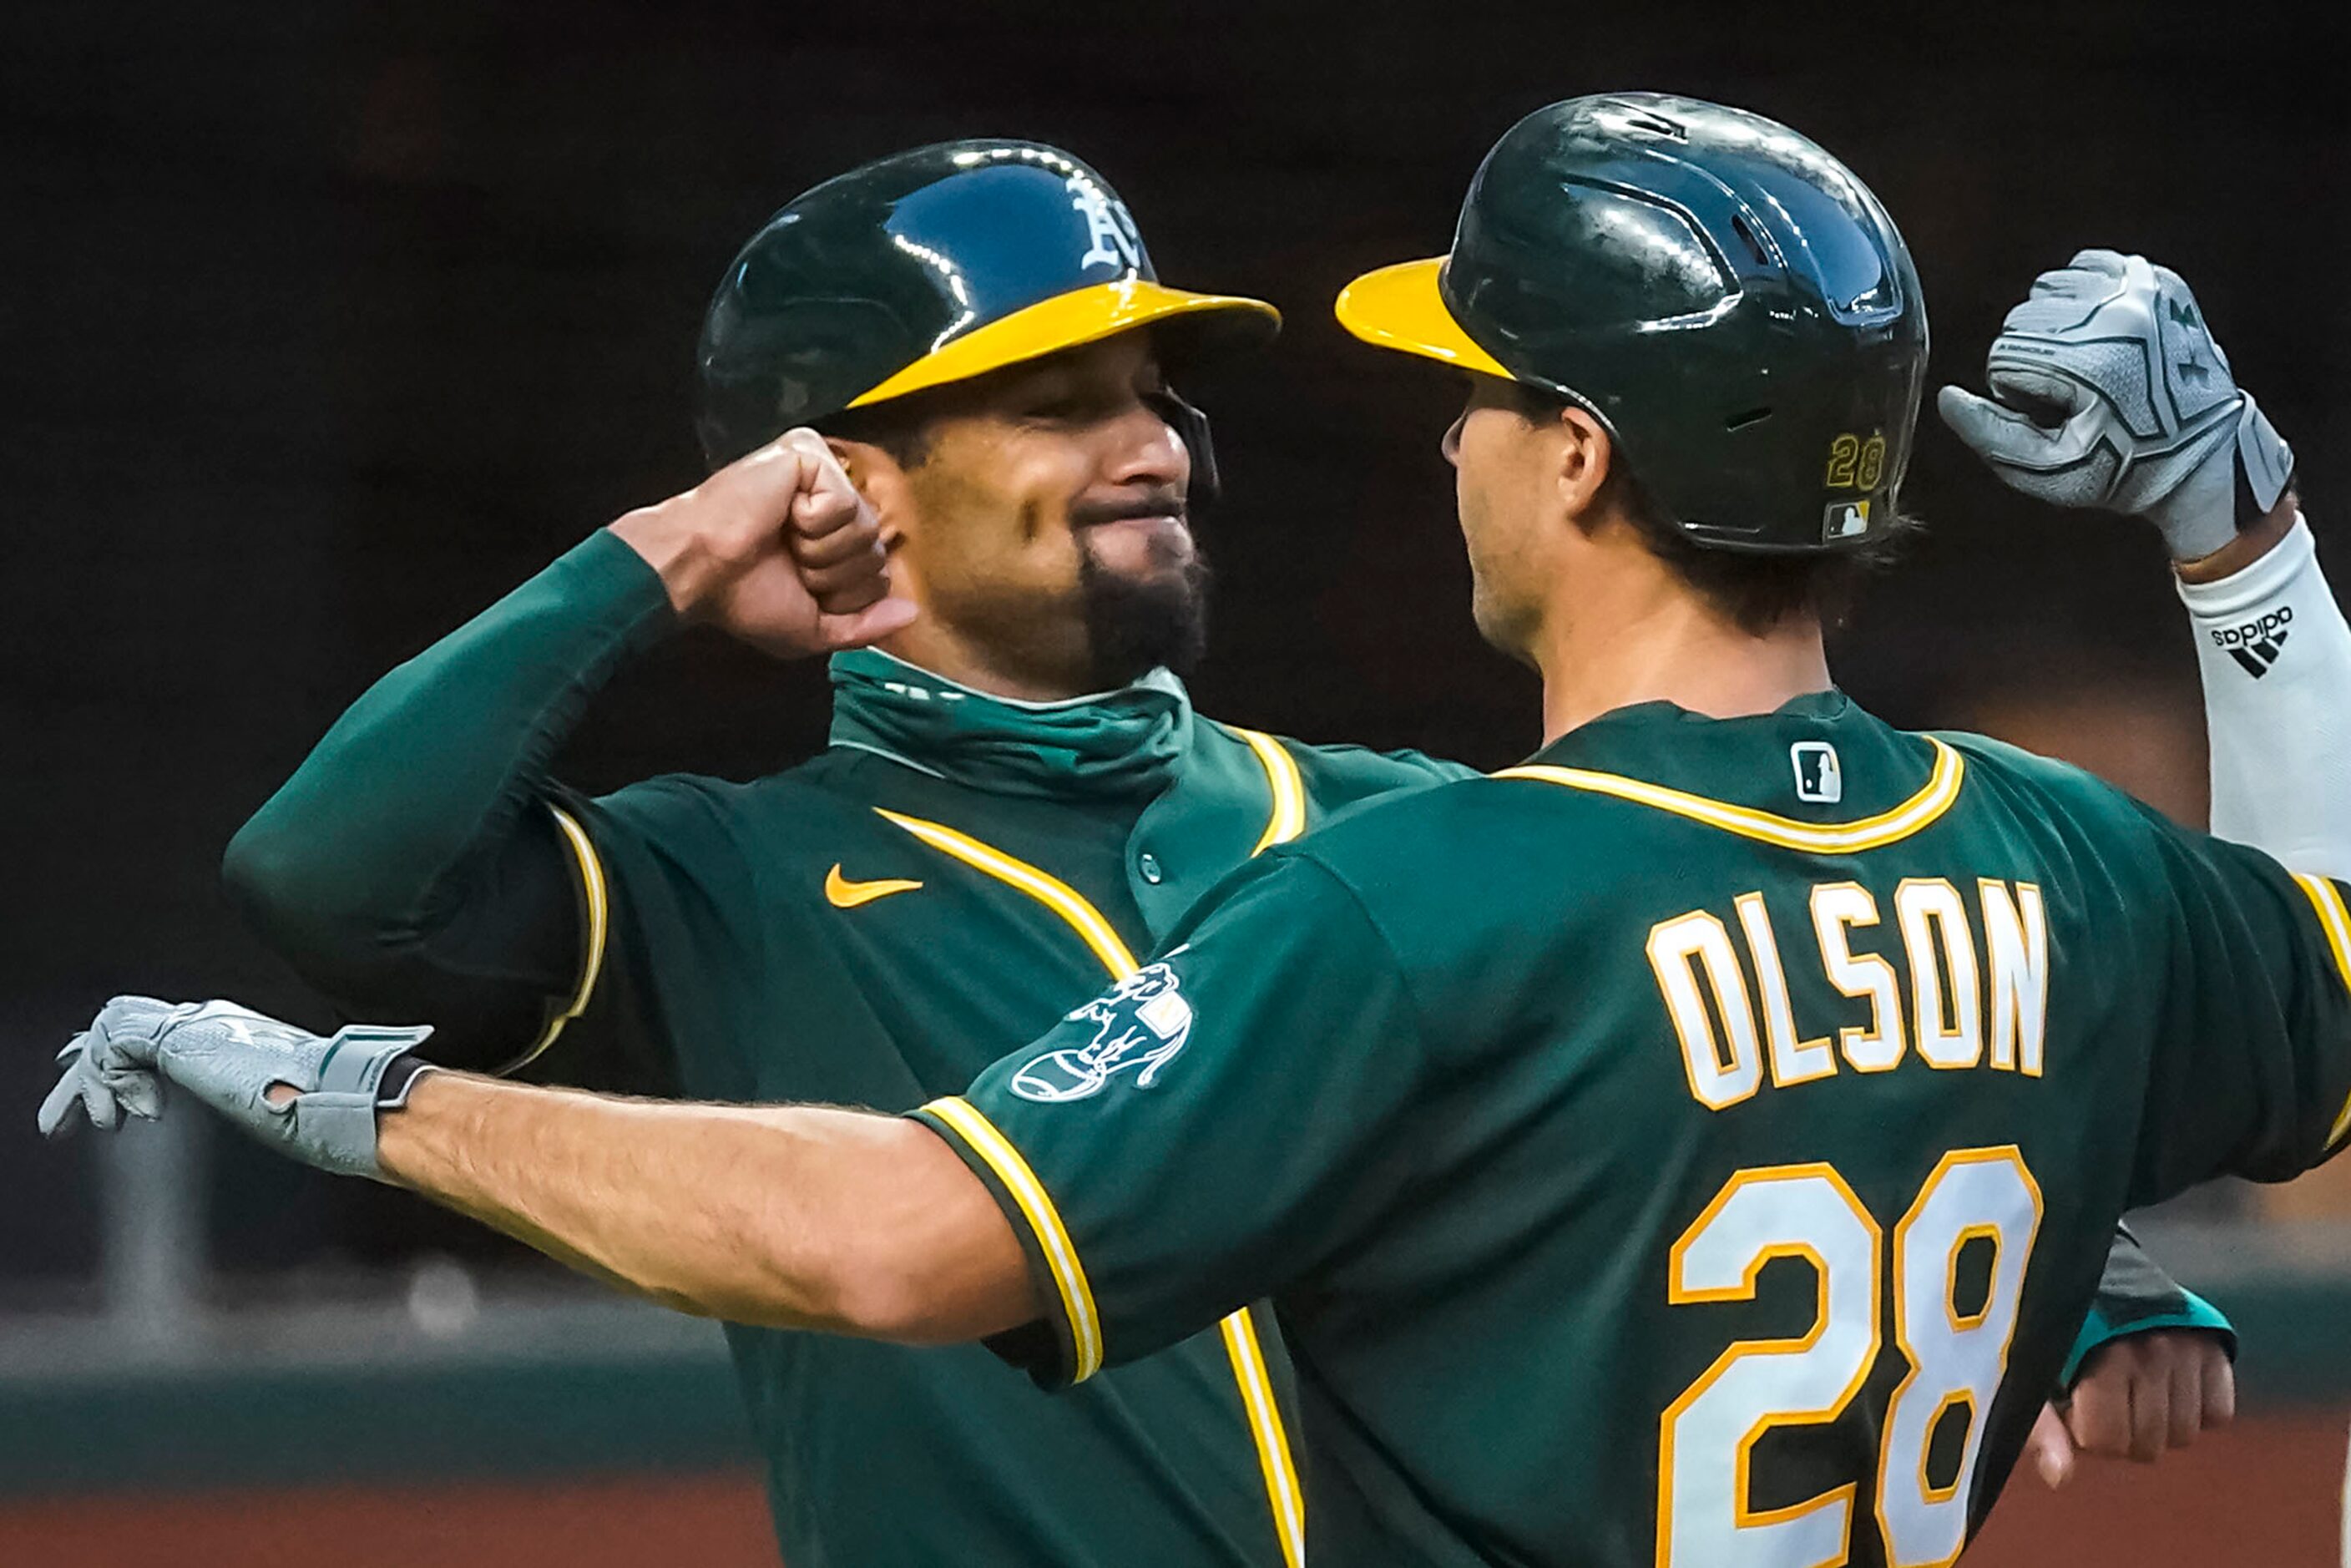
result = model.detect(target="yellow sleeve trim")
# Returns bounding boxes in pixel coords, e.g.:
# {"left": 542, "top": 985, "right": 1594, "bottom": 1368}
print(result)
{"left": 1229, "top": 727, "right": 1307, "bottom": 855}
{"left": 1495, "top": 737, "right": 1964, "bottom": 853}
{"left": 1221, "top": 1307, "right": 1307, "bottom": 1566}
{"left": 2291, "top": 873, "right": 2351, "bottom": 1151}
{"left": 876, "top": 808, "right": 1140, "bottom": 977}
{"left": 497, "top": 803, "right": 611, "bottom": 1075}
{"left": 923, "top": 1095, "right": 1104, "bottom": 1383}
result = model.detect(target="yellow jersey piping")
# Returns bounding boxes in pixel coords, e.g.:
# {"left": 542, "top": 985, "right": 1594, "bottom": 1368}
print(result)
{"left": 1220, "top": 1305, "right": 1307, "bottom": 1565}
{"left": 1494, "top": 737, "right": 1964, "bottom": 853}
{"left": 2293, "top": 873, "right": 2351, "bottom": 1150}
{"left": 874, "top": 809, "right": 1139, "bottom": 974}
{"left": 498, "top": 803, "right": 610, "bottom": 1075}
{"left": 1225, "top": 726, "right": 1311, "bottom": 1564}
{"left": 1230, "top": 726, "right": 1308, "bottom": 856}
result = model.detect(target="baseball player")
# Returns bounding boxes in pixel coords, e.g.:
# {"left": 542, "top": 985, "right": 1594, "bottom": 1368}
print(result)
{"left": 195, "top": 141, "right": 1367, "bottom": 1568}
{"left": 44, "top": 104, "right": 2325, "bottom": 1561}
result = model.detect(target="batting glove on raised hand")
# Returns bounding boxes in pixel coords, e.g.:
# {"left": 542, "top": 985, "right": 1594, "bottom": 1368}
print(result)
{"left": 1938, "top": 250, "right": 2294, "bottom": 560}
{"left": 38, "top": 996, "right": 432, "bottom": 1180}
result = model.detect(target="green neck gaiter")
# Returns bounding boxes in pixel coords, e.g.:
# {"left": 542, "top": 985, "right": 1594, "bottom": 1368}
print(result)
{"left": 827, "top": 648, "right": 1194, "bottom": 801}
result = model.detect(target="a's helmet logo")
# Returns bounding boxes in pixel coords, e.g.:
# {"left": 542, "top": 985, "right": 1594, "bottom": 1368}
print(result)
{"left": 1067, "top": 176, "right": 1141, "bottom": 273}
{"left": 1792, "top": 741, "right": 1843, "bottom": 804}
{"left": 1012, "top": 961, "right": 1193, "bottom": 1102}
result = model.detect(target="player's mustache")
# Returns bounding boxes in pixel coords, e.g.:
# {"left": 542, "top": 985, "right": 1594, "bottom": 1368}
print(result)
{"left": 1071, "top": 491, "right": 1188, "bottom": 529}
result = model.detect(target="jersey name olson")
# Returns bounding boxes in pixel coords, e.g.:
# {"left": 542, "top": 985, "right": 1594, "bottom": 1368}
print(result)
{"left": 1647, "top": 878, "right": 2048, "bottom": 1110}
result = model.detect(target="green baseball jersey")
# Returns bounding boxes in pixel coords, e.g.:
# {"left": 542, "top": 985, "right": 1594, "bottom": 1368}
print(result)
{"left": 556, "top": 675, "right": 1464, "bottom": 1568}
{"left": 916, "top": 691, "right": 2344, "bottom": 1567}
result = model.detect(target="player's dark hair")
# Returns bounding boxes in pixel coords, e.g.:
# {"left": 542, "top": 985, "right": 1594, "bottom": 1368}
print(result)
{"left": 816, "top": 399, "right": 938, "bottom": 469}
{"left": 813, "top": 341, "right": 1096, "bottom": 472}
{"left": 1611, "top": 465, "right": 1916, "bottom": 636}
{"left": 1502, "top": 380, "right": 1916, "bottom": 635}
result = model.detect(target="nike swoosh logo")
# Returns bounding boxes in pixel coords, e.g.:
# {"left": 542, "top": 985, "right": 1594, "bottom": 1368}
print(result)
{"left": 826, "top": 864, "right": 924, "bottom": 908}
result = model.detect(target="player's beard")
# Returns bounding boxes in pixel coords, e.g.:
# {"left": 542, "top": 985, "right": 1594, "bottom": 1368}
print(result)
{"left": 1078, "top": 534, "right": 1211, "bottom": 688}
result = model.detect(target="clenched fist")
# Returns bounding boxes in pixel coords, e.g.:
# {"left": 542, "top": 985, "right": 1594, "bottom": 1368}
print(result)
{"left": 1939, "top": 250, "right": 2293, "bottom": 561}
{"left": 2024, "top": 1328, "right": 2236, "bottom": 1490}
{"left": 610, "top": 427, "right": 918, "bottom": 657}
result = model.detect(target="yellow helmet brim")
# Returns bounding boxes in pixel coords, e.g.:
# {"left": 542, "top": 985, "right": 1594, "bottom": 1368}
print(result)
{"left": 848, "top": 279, "right": 1280, "bottom": 409}
{"left": 1332, "top": 257, "right": 1512, "bottom": 379}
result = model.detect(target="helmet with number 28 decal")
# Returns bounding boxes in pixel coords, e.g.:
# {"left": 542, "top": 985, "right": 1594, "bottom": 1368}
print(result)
{"left": 1337, "top": 94, "right": 1928, "bottom": 554}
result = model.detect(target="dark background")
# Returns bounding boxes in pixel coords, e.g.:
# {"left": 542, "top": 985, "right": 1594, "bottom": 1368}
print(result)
{"left": 3, "top": 0, "right": 2344, "bottom": 1292}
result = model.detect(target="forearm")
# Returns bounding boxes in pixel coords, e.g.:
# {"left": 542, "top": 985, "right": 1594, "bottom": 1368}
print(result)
{"left": 2176, "top": 496, "right": 2351, "bottom": 878}
{"left": 377, "top": 1072, "right": 1037, "bottom": 1340}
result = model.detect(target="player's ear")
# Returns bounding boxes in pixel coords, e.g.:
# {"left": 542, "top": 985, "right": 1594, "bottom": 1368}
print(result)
{"left": 827, "top": 436, "right": 913, "bottom": 550}
{"left": 1554, "top": 405, "right": 1613, "bottom": 523}
{"left": 825, "top": 435, "right": 874, "bottom": 489}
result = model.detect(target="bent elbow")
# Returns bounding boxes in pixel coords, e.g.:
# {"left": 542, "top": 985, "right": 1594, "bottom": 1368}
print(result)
{"left": 222, "top": 809, "right": 332, "bottom": 948}
{"left": 794, "top": 1133, "right": 1039, "bottom": 1345}
{"left": 824, "top": 1238, "right": 1025, "bottom": 1347}
{"left": 220, "top": 800, "right": 404, "bottom": 978}
{"left": 820, "top": 1266, "right": 942, "bottom": 1344}
{"left": 223, "top": 812, "right": 301, "bottom": 931}
{"left": 723, "top": 1116, "right": 1033, "bottom": 1344}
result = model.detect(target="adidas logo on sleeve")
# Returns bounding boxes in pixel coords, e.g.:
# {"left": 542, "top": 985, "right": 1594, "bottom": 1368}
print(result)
{"left": 2211, "top": 606, "right": 2293, "bottom": 678}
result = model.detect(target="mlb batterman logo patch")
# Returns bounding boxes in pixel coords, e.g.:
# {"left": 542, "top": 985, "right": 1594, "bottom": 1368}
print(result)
{"left": 1821, "top": 498, "right": 1870, "bottom": 542}
{"left": 1012, "top": 961, "right": 1194, "bottom": 1103}
{"left": 1791, "top": 741, "right": 1843, "bottom": 804}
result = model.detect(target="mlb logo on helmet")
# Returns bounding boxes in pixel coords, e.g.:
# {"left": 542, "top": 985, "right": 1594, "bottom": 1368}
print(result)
{"left": 1822, "top": 498, "right": 1870, "bottom": 542}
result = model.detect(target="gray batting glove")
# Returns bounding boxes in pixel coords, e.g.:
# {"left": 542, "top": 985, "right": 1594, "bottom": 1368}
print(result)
{"left": 38, "top": 996, "right": 432, "bottom": 1180}
{"left": 1938, "top": 250, "right": 2294, "bottom": 560}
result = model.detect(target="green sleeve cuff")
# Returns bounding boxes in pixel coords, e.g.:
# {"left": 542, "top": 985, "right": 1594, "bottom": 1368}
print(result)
{"left": 559, "top": 527, "right": 682, "bottom": 625}
{"left": 2060, "top": 1288, "right": 2236, "bottom": 1387}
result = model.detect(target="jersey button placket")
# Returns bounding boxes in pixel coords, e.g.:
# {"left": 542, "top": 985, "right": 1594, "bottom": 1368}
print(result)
{"left": 1137, "top": 851, "right": 1165, "bottom": 885}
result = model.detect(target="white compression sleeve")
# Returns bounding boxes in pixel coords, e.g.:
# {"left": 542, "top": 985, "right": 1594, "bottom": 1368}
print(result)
{"left": 2177, "top": 515, "right": 2351, "bottom": 879}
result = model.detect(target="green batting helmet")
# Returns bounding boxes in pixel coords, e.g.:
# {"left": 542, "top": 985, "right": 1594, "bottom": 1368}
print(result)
{"left": 1337, "top": 94, "right": 1927, "bottom": 553}
{"left": 695, "top": 139, "right": 1280, "bottom": 483}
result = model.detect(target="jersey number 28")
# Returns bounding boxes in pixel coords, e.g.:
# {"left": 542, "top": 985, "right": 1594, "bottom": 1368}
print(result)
{"left": 1659, "top": 1147, "right": 2042, "bottom": 1568}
